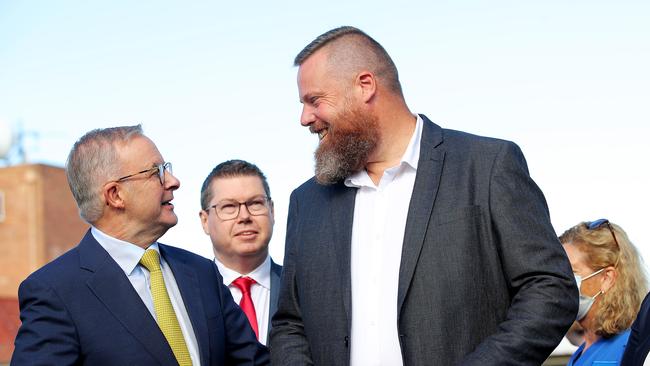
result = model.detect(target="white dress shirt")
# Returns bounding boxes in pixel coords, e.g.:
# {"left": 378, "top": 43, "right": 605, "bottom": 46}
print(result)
{"left": 215, "top": 256, "right": 272, "bottom": 345}
{"left": 91, "top": 227, "right": 201, "bottom": 366}
{"left": 345, "top": 115, "right": 423, "bottom": 366}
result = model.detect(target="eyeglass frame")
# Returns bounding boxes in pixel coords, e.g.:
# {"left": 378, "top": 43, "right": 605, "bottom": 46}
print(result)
{"left": 206, "top": 195, "right": 272, "bottom": 221}
{"left": 114, "top": 162, "right": 172, "bottom": 186}
{"left": 585, "top": 218, "right": 621, "bottom": 267}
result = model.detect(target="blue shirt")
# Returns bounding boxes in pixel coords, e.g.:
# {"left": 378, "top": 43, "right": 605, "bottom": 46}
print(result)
{"left": 568, "top": 329, "right": 631, "bottom": 366}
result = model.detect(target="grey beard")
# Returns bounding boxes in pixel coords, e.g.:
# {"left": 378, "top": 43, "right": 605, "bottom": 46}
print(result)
{"left": 314, "top": 131, "right": 376, "bottom": 185}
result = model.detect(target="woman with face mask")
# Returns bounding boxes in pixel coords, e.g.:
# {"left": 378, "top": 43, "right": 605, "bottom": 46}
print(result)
{"left": 560, "top": 219, "right": 648, "bottom": 366}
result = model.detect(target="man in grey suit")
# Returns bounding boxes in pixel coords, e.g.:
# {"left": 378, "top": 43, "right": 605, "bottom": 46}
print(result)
{"left": 200, "top": 159, "right": 281, "bottom": 345}
{"left": 270, "top": 26, "right": 578, "bottom": 365}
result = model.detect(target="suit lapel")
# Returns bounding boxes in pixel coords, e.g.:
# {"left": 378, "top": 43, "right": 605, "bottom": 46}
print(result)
{"left": 397, "top": 116, "right": 445, "bottom": 315}
{"left": 79, "top": 232, "right": 177, "bottom": 365}
{"left": 160, "top": 244, "right": 210, "bottom": 366}
{"left": 329, "top": 183, "right": 357, "bottom": 325}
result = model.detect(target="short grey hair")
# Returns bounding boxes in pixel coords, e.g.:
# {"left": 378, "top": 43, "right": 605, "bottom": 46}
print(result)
{"left": 294, "top": 26, "right": 403, "bottom": 96}
{"left": 66, "top": 125, "right": 144, "bottom": 223}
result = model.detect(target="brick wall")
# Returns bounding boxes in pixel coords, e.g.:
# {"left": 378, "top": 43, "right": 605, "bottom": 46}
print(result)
{"left": 0, "top": 164, "right": 88, "bottom": 363}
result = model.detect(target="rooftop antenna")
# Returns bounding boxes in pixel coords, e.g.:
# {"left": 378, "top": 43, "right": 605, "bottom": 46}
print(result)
{"left": 0, "top": 119, "right": 38, "bottom": 166}
{"left": 0, "top": 118, "right": 15, "bottom": 164}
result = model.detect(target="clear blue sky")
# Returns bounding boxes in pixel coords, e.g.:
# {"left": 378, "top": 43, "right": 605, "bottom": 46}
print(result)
{"left": 1, "top": 0, "right": 649, "bottom": 272}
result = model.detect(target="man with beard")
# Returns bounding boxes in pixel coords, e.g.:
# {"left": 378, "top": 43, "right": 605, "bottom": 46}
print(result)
{"left": 270, "top": 26, "right": 578, "bottom": 365}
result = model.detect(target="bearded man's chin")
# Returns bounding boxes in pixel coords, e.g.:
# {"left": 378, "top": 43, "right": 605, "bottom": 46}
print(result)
{"left": 314, "top": 134, "right": 375, "bottom": 185}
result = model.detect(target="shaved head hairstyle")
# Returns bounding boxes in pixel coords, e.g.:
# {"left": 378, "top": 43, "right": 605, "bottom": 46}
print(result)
{"left": 295, "top": 26, "right": 403, "bottom": 96}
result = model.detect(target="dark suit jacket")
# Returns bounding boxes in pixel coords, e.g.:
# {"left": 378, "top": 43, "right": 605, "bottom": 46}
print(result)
{"left": 270, "top": 115, "right": 578, "bottom": 365}
{"left": 216, "top": 258, "right": 282, "bottom": 341}
{"left": 621, "top": 292, "right": 650, "bottom": 366}
{"left": 268, "top": 260, "right": 282, "bottom": 341}
{"left": 11, "top": 230, "right": 269, "bottom": 366}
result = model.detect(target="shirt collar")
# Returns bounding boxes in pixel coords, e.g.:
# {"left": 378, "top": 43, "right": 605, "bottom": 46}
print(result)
{"left": 91, "top": 226, "right": 157, "bottom": 276}
{"left": 345, "top": 114, "right": 423, "bottom": 188}
{"left": 214, "top": 255, "right": 271, "bottom": 290}
{"left": 402, "top": 114, "right": 423, "bottom": 170}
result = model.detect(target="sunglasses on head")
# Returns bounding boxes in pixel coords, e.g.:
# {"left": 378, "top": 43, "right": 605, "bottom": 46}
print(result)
{"left": 585, "top": 218, "right": 621, "bottom": 266}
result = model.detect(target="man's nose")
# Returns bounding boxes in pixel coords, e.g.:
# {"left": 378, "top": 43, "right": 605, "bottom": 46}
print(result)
{"left": 300, "top": 104, "right": 316, "bottom": 127}
{"left": 236, "top": 202, "right": 252, "bottom": 220}
{"left": 165, "top": 171, "right": 180, "bottom": 190}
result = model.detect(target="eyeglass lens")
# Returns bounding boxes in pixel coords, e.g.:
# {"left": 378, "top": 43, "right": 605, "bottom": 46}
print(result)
{"left": 213, "top": 197, "right": 269, "bottom": 220}
{"left": 158, "top": 162, "right": 172, "bottom": 185}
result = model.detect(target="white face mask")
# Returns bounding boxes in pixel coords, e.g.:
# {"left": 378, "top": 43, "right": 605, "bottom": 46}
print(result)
{"left": 575, "top": 268, "right": 605, "bottom": 320}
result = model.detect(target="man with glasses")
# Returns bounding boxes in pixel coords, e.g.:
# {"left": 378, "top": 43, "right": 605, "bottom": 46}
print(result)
{"left": 12, "top": 125, "right": 269, "bottom": 365}
{"left": 199, "top": 160, "right": 281, "bottom": 346}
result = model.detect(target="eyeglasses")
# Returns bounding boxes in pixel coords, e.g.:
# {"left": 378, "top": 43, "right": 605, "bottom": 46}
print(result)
{"left": 207, "top": 196, "right": 270, "bottom": 221}
{"left": 115, "top": 162, "right": 172, "bottom": 186}
{"left": 586, "top": 218, "right": 621, "bottom": 266}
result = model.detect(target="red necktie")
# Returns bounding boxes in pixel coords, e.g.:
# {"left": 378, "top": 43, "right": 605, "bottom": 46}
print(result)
{"left": 232, "top": 276, "right": 259, "bottom": 339}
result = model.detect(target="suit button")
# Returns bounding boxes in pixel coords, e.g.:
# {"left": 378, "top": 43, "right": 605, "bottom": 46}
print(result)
{"left": 344, "top": 336, "right": 349, "bottom": 348}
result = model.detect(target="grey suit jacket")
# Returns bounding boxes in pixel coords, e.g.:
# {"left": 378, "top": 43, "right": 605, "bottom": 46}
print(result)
{"left": 270, "top": 115, "right": 578, "bottom": 366}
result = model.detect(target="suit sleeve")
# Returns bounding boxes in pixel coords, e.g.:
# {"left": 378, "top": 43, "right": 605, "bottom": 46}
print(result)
{"left": 11, "top": 277, "right": 80, "bottom": 366}
{"left": 461, "top": 141, "right": 579, "bottom": 365}
{"left": 269, "top": 191, "right": 315, "bottom": 365}
{"left": 621, "top": 293, "right": 650, "bottom": 366}
{"left": 215, "top": 264, "right": 270, "bottom": 366}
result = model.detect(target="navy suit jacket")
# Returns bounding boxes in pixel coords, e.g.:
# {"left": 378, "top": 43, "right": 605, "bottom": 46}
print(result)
{"left": 11, "top": 230, "right": 269, "bottom": 365}
{"left": 621, "top": 292, "right": 650, "bottom": 366}
{"left": 218, "top": 258, "right": 282, "bottom": 341}
{"left": 267, "top": 260, "right": 282, "bottom": 340}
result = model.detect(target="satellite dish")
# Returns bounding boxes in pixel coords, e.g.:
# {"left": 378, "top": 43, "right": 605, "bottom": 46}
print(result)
{"left": 0, "top": 119, "right": 14, "bottom": 159}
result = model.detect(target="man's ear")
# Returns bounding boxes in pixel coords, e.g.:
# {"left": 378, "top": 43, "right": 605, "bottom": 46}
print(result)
{"left": 356, "top": 70, "right": 377, "bottom": 103}
{"left": 199, "top": 209, "right": 211, "bottom": 235}
{"left": 103, "top": 182, "right": 125, "bottom": 209}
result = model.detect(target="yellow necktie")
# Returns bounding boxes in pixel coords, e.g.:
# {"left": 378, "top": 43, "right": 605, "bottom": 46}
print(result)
{"left": 140, "top": 249, "right": 192, "bottom": 366}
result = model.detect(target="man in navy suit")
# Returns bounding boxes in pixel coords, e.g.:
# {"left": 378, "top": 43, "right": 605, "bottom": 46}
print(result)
{"left": 11, "top": 125, "right": 269, "bottom": 365}
{"left": 199, "top": 160, "right": 282, "bottom": 346}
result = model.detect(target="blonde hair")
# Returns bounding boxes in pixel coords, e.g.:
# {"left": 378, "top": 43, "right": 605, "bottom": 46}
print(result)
{"left": 560, "top": 221, "right": 648, "bottom": 337}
